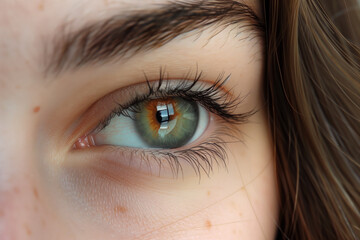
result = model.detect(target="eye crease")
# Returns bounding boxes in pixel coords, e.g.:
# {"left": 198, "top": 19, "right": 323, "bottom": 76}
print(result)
{"left": 72, "top": 70, "right": 255, "bottom": 177}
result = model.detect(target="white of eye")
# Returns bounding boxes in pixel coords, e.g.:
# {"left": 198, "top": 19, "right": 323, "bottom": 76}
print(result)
{"left": 93, "top": 103, "right": 209, "bottom": 149}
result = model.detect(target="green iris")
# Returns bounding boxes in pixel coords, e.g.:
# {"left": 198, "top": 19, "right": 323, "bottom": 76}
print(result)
{"left": 134, "top": 97, "right": 199, "bottom": 148}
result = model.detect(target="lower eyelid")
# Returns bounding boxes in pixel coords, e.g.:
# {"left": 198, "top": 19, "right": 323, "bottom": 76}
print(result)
{"left": 68, "top": 145, "right": 189, "bottom": 179}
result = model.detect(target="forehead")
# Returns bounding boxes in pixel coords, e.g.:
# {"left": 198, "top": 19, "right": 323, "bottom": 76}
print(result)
{"left": 0, "top": 0, "right": 162, "bottom": 70}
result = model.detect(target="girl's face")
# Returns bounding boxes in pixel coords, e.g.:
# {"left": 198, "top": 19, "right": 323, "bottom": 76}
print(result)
{"left": 0, "top": 0, "right": 278, "bottom": 239}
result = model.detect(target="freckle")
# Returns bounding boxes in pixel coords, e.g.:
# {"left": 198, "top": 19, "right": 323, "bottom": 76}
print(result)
{"left": 38, "top": 2, "right": 44, "bottom": 11}
{"left": 34, "top": 205, "right": 38, "bottom": 212}
{"left": 114, "top": 205, "right": 127, "bottom": 214}
{"left": 13, "top": 187, "right": 20, "bottom": 194}
{"left": 205, "top": 220, "right": 212, "bottom": 230}
{"left": 24, "top": 224, "right": 32, "bottom": 236}
{"left": 207, "top": 191, "right": 211, "bottom": 196}
{"left": 33, "top": 187, "right": 39, "bottom": 199}
{"left": 238, "top": 212, "right": 242, "bottom": 217}
{"left": 0, "top": 210, "right": 4, "bottom": 217}
{"left": 33, "top": 106, "right": 40, "bottom": 113}
{"left": 41, "top": 219, "right": 46, "bottom": 227}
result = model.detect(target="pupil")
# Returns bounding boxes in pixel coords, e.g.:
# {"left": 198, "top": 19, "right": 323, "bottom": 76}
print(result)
{"left": 156, "top": 104, "right": 170, "bottom": 123}
{"left": 156, "top": 110, "right": 164, "bottom": 123}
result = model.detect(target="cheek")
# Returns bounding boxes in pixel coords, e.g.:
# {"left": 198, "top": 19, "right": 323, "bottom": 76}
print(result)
{"left": 52, "top": 131, "right": 277, "bottom": 240}
{"left": 238, "top": 160, "right": 279, "bottom": 239}
{"left": 217, "top": 111, "right": 278, "bottom": 239}
{"left": 38, "top": 96, "right": 277, "bottom": 240}
{"left": 0, "top": 174, "right": 56, "bottom": 239}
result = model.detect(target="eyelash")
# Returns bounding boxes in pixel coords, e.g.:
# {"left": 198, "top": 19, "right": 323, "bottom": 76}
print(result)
{"left": 89, "top": 69, "right": 255, "bottom": 178}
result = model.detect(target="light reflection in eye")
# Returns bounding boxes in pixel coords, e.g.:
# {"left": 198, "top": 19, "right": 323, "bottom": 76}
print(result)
{"left": 92, "top": 97, "right": 209, "bottom": 149}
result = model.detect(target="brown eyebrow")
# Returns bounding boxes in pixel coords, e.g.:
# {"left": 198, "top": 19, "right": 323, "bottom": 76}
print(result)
{"left": 46, "top": 0, "right": 263, "bottom": 75}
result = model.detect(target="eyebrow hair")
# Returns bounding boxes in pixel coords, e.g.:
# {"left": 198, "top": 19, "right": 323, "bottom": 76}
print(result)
{"left": 46, "top": 0, "right": 264, "bottom": 75}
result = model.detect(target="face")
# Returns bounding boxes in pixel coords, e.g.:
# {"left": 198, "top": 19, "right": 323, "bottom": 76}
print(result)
{"left": 0, "top": 0, "right": 278, "bottom": 239}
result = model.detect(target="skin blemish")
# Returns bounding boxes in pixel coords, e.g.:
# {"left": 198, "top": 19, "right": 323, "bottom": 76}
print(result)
{"left": 205, "top": 220, "right": 212, "bottom": 230}
{"left": 114, "top": 205, "right": 127, "bottom": 214}
{"left": 33, "top": 187, "right": 39, "bottom": 199}
{"left": 33, "top": 106, "right": 40, "bottom": 113}
{"left": 0, "top": 210, "right": 4, "bottom": 217}
{"left": 207, "top": 191, "right": 211, "bottom": 196}
{"left": 13, "top": 187, "right": 20, "bottom": 194}
{"left": 38, "top": 2, "right": 44, "bottom": 11}
{"left": 24, "top": 224, "right": 32, "bottom": 236}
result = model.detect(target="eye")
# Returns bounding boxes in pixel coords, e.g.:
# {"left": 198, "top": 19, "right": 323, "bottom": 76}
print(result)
{"left": 94, "top": 97, "right": 209, "bottom": 149}
{"left": 70, "top": 72, "right": 254, "bottom": 177}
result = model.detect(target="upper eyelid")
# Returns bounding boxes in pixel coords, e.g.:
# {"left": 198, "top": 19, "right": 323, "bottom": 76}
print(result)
{"left": 94, "top": 73, "right": 255, "bottom": 132}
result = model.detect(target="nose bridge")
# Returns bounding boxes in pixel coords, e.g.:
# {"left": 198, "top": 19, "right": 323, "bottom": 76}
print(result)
{"left": 0, "top": 155, "right": 43, "bottom": 240}
{"left": 0, "top": 187, "right": 29, "bottom": 240}
{"left": 0, "top": 127, "right": 43, "bottom": 240}
{"left": 0, "top": 175, "right": 39, "bottom": 240}
{"left": 0, "top": 163, "right": 52, "bottom": 240}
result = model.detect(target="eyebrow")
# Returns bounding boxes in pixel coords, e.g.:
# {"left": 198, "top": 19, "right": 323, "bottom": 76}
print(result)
{"left": 46, "top": 0, "right": 264, "bottom": 75}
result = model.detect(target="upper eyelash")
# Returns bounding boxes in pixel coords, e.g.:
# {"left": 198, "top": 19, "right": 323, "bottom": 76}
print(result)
{"left": 97, "top": 68, "right": 256, "bottom": 130}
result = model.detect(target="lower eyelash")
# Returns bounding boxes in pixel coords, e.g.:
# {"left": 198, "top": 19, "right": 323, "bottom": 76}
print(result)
{"left": 126, "top": 123, "right": 241, "bottom": 179}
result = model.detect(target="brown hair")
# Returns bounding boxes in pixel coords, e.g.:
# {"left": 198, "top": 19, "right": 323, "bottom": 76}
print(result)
{"left": 263, "top": 0, "right": 360, "bottom": 239}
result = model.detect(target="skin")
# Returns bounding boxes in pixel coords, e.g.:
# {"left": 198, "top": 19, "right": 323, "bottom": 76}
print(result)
{"left": 0, "top": 0, "right": 278, "bottom": 239}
